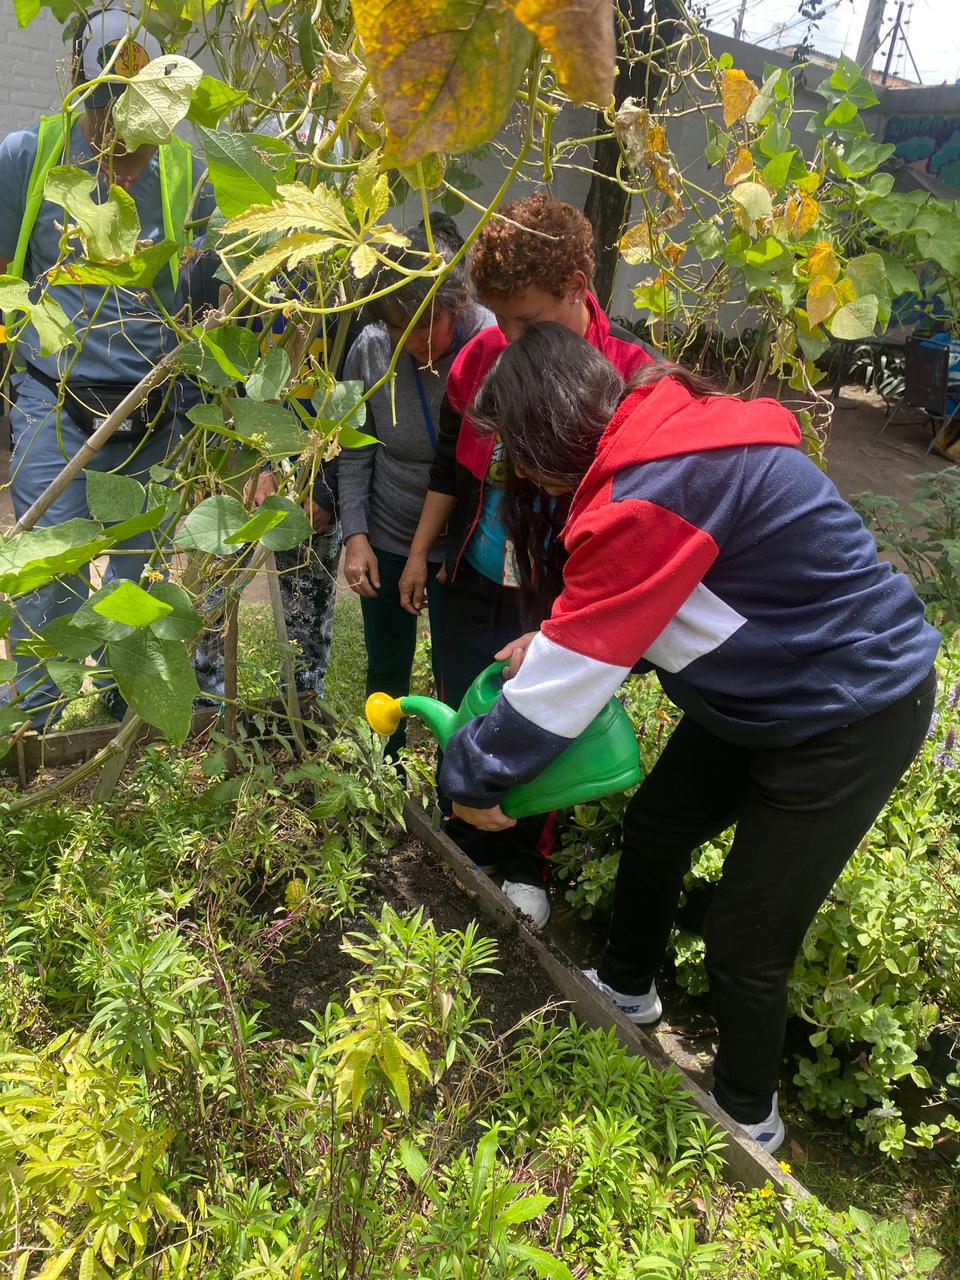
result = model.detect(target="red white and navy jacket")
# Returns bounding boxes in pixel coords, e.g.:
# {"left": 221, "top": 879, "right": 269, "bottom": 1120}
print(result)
{"left": 440, "top": 377, "right": 941, "bottom": 807}
{"left": 427, "top": 292, "right": 654, "bottom": 579}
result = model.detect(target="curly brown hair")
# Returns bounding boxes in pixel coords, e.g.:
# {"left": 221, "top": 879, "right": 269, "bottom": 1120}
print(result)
{"left": 468, "top": 194, "right": 595, "bottom": 301}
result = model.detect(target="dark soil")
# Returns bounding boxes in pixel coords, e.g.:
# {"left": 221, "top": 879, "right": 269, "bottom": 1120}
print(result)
{"left": 258, "top": 836, "right": 563, "bottom": 1042}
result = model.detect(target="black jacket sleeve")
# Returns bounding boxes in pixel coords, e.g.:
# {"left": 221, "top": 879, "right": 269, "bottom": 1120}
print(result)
{"left": 427, "top": 394, "right": 461, "bottom": 496}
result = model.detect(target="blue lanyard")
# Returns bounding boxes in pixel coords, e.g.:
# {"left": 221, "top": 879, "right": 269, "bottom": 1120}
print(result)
{"left": 409, "top": 355, "right": 438, "bottom": 450}
{"left": 408, "top": 322, "right": 465, "bottom": 451}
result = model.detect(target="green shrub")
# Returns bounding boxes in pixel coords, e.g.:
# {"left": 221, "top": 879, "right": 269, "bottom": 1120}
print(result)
{"left": 554, "top": 650, "right": 960, "bottom": 1155}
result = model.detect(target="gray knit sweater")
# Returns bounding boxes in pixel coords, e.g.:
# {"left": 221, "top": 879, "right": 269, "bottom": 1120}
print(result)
{"left": 338, "top": 301, "right": 494, "bottom": 559}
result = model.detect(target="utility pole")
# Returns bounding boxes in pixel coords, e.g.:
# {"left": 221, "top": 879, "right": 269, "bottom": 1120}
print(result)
{"left": 733, "top": 0, "right": 748, "bottom": 39}
{"left": 881, "top": 0, "right": 904, "bottom": 84}
{"left": 855, "top": 0, "right": 887, "bottom": 71}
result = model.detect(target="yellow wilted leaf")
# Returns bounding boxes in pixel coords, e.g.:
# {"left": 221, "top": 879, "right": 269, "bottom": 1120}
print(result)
{"left": 721, "top": 68, "right": 758, "bottom": 127}
{"left": 785, "top": 194, "right": 819, "bottom": 237}
{"left": 834, "top": 277, "right": 857, "bottom": 305}
{"left": 350, "top": 243, "right": 379, "bottom": 279}
{"left": 724, "top": 148, "right": 754, "bottom": 186}
{"left": 620, "top": 223, "right": 654, "bottom": 264}
{"left": 806, "top": 275, "right": 839, "bottom": 328}
{"left": 509, "top": 0, "right": 615, "bottom": 104}
{"left": 663, "top": 241, "right": 687, "bottom": 265}
{"left": 647, "top": 123, "right": 666, "bottom": 152}
{"left": 351, "top": 0, "right": 535, "bottom": 165}
{"left": 0, "top": 325, "right": 6, "bottom": 344}
{"left": 807, "top": 241, "right": 840, "bottom": 282}
{"left": 796, "top": 169, "right": 821, "bottom": 194}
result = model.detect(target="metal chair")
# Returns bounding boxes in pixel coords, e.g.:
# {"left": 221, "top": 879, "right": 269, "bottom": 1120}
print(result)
{"left": 877, "top": 336, "right": 960, "bottom": 459}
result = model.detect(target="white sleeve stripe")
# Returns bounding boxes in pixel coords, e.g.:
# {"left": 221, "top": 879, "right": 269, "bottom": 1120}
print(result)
{"left": 502, "top": 632, "right": 631, "bottom": 739}
{"left": 642, "top": 581, "right": 746, "bottom": 673}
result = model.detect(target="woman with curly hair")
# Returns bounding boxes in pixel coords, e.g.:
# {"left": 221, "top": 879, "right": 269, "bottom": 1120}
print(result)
{"left": 399, "top": 195, "right": 653, "bottom": 927}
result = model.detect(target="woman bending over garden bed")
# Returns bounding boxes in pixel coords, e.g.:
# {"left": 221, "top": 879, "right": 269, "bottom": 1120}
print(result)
{"left": 439, "top": 322, "right": 941, "bottom": 1156}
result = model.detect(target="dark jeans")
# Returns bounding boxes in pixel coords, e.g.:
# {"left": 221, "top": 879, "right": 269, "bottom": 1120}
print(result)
{"left": 598, "top": 668, "right": 937, "bottom": 1123}
{"left": 361, "top": 546, "right": 445, "bottom": 756}
{"left": 441, "top": 561, "right": 555, "bottom": 886}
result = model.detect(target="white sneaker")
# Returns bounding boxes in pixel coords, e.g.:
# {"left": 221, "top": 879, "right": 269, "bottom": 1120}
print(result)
{"left": 582, "top": 967, "right": 663, "bottom": 1025}
{"left": 712, "top": 1092, "right": 785, "bottom": 1156}
{"left": 502, "top": 880, "right": 550, "bottom": 928}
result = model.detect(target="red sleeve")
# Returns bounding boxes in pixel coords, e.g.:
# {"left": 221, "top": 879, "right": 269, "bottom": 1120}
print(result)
{"left": 543, "top": 483, "right": 719, "bottom": 668}
{"left": 446, "top": 328, "right": 506, "bottom": 415}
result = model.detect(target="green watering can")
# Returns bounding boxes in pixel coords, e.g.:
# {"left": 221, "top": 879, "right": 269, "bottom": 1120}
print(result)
{"left": 365, "top": 660, "right": 641, "bottom": 819}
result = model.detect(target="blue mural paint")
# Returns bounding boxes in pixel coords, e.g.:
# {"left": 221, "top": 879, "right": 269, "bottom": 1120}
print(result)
{"left": 883, "top": 114, "right": 960, "bottom": 191}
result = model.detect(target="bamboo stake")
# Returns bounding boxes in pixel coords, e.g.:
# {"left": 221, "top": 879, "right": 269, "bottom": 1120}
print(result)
{"left": 223, "top": 588, "right": 240, "bottom": 774}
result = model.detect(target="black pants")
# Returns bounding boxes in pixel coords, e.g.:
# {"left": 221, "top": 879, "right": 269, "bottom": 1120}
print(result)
{"left": 441, "top": 561, "right": 555, "bottom": 885}
{"left": 360, "top": 547, "right": 446, "bottom": 756}
{"left": 599, "top": 669, "right": 937, "bottom": 1124}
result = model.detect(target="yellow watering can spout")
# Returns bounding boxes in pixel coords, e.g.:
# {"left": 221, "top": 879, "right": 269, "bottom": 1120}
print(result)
{"left": 365, "top": 692, "right": 459, "bottom": 749}
{"left": 365, "top": 692, "right": 404, "bottom": 737}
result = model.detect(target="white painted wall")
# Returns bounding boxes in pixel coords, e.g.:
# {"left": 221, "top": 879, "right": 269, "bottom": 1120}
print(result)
{"left": 0, "top": 7, "right": 70, "bottom": 138}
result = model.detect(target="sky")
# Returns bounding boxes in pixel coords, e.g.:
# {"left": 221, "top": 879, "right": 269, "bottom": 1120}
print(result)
{"left": 704, "top": 0, "right": 960, "bottom": 85}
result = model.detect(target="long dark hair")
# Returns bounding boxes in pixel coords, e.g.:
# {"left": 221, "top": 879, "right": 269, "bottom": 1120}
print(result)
{"left": 470, "top": 322, "right": 717, "bottom": 624}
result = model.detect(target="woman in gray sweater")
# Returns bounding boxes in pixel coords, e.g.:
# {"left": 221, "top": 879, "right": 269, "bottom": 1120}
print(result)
{"left": 339, "top": 215, "right": 493, "bottom": 754}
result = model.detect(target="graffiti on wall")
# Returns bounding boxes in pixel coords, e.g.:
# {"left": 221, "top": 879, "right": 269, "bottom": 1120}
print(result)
{"left": 882, "top": 114, "right": 960, "bottom": 192}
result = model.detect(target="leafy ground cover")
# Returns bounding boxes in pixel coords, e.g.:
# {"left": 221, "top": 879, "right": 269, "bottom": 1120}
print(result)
{"left": 0, "top": 726, "right": 944, "bottom": 1279}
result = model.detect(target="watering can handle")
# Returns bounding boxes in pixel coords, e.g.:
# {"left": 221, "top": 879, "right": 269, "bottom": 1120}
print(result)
{"left": 471, "top": 659, "right": 512, "bottom": 707}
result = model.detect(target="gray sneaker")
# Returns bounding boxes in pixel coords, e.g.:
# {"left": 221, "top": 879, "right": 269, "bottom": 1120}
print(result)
{"left": 582, "top": 967, "right": 663, "bottom": 1025}
{"left": 711, "top": 1092, "right": 786, "bottom": 1156}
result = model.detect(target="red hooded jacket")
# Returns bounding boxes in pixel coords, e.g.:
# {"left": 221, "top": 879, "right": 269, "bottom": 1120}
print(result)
{"left": 427, "top": 292, "right": 653, "bottom": 579}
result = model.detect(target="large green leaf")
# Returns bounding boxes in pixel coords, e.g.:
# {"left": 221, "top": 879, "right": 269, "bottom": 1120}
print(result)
{"left": 231, "top": 399, "right": 307, "bottom": 456}
{"left": 828, "top": 294, "right": 879, "bottom": 340}
{"left": 246, "top": 346, "right": 291, "bottom": 402}
{"left": 833, "top": 136, "right": 895, "bottom": 179}
{"left": 92, "top": 580, "right": 174, "bottom": 628}
{"left": 916, "top": 222, "right": 960, "bottom": 277}
{"left": 203, "top": 324, "right": 261, "bottom": 379}
{"left": 147, "top": 582, "right": 203, "bottom": 640}
{"left": 257, "top": 495, "right": 313, "bottom": 551}
{"left": 317, "top": 379, "right": 367, "bottom": 431}
{"left": 224, "top": 508, "right": 288, "bottom": 545}
{"left": 44, "top": 167, "right": 140, "bottom": 262}
{"left": 196, "top": 127, "right": 295, "bottom": 219}
{"left": 688, "top": 220, "right": 726, "bottom": 261}
{"left": 0, "top": 519, "right": 105, "bottom": 596}
{"left": 351, "top": 0, "right": 536, "bottom": 166}
{"left": 112, "top": 54, "right": 203, "bottom": 148}
{"left": 845, "top": 253, "right": 891, "bottom": 326}
{"left": 37, "top": 613, "right": 102, "bottom": 660}
{"left": 46, "top": 660, "right": 87, "bottom": 698}
{"left": 85, "top": 470, "right": 146, "bottom": 522}
{"left": 49, "top": 241, "right": 178, "bottom": 288}
{"left": 0, "top": 505, "right": 166, "bottom": 596}
{"left": 173, "top": 495, "right": 248, "bottom": 556}
{"left": 186, "top": 75, "right": 247, "bottom": 128}
{"left": 0, "top": 275, "right": 76, "bottom": 356}
{"left": 106, "top": 630, "right": 199, "bottom": 743}
{"left": 13, "top": 0, "right": 40, "bottom": 27}
{"left": 863, "top": 191, "right": 931, "bottom": 236}
{"left": 880, "top": 251, "right": 919, "bottom": 298}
